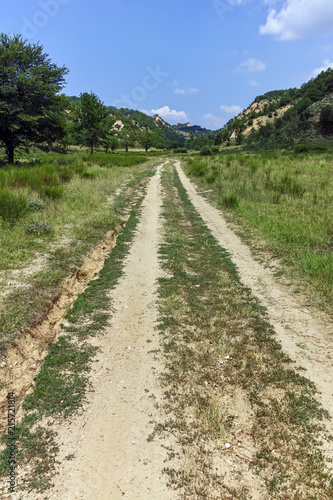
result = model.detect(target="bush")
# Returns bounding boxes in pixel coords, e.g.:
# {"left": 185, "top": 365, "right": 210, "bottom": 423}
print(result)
{"left": 0, "top": 189, "right": 28, "bottom": 224}
{"left": 58, "top": 166, "right": 74, "bottom": 183}
{"left": 28, "top": 198, "right": 44, "bottom": 211}
{"left": 200, "top": 146, "right": 212, "bottom": 156}
{"left": 25, "top": 220, "right": 52, "bottom": 236}
{"left": 174, "top": 148, "right": 188, "bottom": 154}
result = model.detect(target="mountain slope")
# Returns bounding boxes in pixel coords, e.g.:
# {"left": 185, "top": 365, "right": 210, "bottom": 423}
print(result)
{"left": 217, "top": 69, "right": 333, "bottom": 149}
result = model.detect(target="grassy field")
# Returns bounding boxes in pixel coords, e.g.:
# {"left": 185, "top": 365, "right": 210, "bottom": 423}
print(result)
{"left": 183, "top": 151, "right": 333, "bottom": 315}
{"left": 0, "top": 150, "right": 156, "bottom": 350}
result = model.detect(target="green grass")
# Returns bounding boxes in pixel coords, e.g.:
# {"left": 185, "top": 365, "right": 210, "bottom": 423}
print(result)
{"left": 0, "top": 152, "right": 157, "bottom": 349}
{"left": 0, "top": 189, "right": 28, "bottom": 224}
{"left": 0, "top": 182, "right": 148, "bottom": 494}
{"left": 183, "top": 152, "right": 333, "bottom": 315}
{"left": 156, "top": 164, "right": 333, "bottom": 498}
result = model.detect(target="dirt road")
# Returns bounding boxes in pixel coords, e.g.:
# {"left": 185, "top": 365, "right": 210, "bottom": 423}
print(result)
{"left": 48, "top": 164, "right": 172, "bottom": 499}
{"left": 9, "top": 160, "right": 333, "bottom": 499}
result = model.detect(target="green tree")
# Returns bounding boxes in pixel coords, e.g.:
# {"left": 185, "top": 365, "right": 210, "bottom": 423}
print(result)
{"left": 139, "top": 130, "right": 154, "bottom": 152}
{"left": 110, "top": 136, "right": 119, "bottom": 153}
{"left": 120, "top": 129, "right": 135, "bottom": 152}
{"left": 0, "top": 33, "right": 68, "bottom": 163}
{"left": 76, "top": 92, "right": 108, "bottom": 154}
{"left": 215, "top": 129, "right": 231, "bottom": 145}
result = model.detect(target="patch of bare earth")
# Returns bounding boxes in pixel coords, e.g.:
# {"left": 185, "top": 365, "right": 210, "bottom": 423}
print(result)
{"left": 176, "top": 161, "right": 333, "bottom": 465}
{"left": 0, "top": 229, "right": 121, "bottom": 435}
{"left": 33, "top": 166, "right": 175, "bottom": 499}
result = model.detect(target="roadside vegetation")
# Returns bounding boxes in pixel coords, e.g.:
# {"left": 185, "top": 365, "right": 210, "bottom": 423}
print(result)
{"left": 156, "top": 164, "right": 333, "bottom": 498}
{"left": 0, "top": 150, "right": 155, "bottom": 350}
{"left": 183, "top": 151, "right": 333, "bottom": 316}
{"left": 0, "top": 158, "right": 152, "bottom": 493}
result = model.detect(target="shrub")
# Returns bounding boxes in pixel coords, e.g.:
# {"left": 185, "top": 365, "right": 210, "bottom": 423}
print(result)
{"left": 25, "top": 220, "right": 52, "bottom": 236}
{"left": 28, "top": 198, "right": 44, "bottom": 211}
{"left": 0, "top": 189, "right": 28, "bottom": 224}
{"left": 200, "top": 146, "right": 212, "bottom": 156}
{"left": 206, "top": 172, "right": 218, "bottom": 184}
{"left": 174, "top": 148, "right": 188, "bottom": 154}
{"left": 295, "top": 144, "right": 311, "bottom": 153}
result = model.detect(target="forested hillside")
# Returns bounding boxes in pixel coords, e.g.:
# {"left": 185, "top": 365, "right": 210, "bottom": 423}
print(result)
{"left": 216, "top": 69, "right": 333, "bottom": 150}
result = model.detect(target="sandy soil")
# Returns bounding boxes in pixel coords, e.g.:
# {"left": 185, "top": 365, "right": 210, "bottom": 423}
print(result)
{"left": 41, "top": 164, "right": 173, "bottom": 500}
{"left": 176, "top": 161, "right": 333, "bottom": 462}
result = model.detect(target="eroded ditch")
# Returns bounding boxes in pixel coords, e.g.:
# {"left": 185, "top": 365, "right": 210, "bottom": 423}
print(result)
{"left": 0, "top": 224, "right": 125, "bottom": 434}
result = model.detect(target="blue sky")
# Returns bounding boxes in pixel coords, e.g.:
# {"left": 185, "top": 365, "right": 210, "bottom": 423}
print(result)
{"left": 2, "top": 0, "right": 333, "bottom": 129}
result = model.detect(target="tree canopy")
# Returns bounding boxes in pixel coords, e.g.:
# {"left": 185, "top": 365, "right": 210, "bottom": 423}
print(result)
{"left": 0, "top": 33, "right": 68, "bottom": 163}
{"left": 74, "top": 92, "right": 110, "bottom": 154}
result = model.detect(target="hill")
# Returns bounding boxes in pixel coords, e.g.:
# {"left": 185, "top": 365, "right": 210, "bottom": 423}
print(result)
{"left": 69, "top": 98, "right": 214, "bottom": 149}
{"left": 216, "top": 69, "right": 333, "bottom": 150}
{"left": 172, "top": 122, "right": 213, "bottom": 137}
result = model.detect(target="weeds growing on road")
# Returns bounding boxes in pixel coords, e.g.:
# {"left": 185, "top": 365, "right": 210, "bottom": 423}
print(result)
{"left": 156, "top": 164, "right": 333, "bottom": 498}
{"left": 184, "top": 152, "right": 333, "bottom": 316}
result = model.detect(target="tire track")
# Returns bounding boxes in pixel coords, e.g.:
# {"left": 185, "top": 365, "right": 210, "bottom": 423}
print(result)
{"left": 41, "top": 164, "right": 173, "bottom": 500}
{"left": 176, "top": 160, "right": 333, "bottom": 464}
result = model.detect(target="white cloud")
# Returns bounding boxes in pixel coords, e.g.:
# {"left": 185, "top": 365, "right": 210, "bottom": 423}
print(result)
{"left": 203, "top": 114, "right": 226, "bottom": 129}
{"left": 236, "top": 57, "right": 266, "bottom": 72}
{"left": 248, "top": 79, "right": 261, "bottom": 86}
{"left": 220, "top": 104, "right": 243, "bottom": 114}
{"left": 150, "top": 106, "right": 189, "bottom": 123}
{"left": 174, "top": 88, "right": 199, "bottom": 95}
{"left": 260, "top": 0, "right": 333, "bottom": 41}
{"left": 311, "top": 59, "right": 333, "bottom": 78}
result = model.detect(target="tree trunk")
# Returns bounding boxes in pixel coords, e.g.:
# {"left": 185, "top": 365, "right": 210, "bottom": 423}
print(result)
{"left": 6, "top": 145, "right": 14, "bottom": 164}
{"left": 90, "top": 144, "right": 94, "bottom": 155}
{"left": 48, "top": 141, "right": 53, "bottom": 152}
{"left": 126, "top": 145, "right": 128, "bottom": 152}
